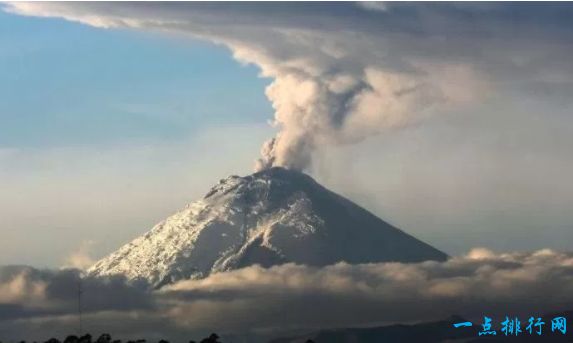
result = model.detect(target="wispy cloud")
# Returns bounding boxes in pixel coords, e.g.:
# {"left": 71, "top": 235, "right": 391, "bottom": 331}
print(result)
{"left": 62, "top": 240, "right": 95, "bottom": 271}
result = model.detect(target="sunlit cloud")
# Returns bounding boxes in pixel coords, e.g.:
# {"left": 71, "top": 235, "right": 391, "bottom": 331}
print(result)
{"left": 3, "top": 249, "right": 573, "bottom": 340}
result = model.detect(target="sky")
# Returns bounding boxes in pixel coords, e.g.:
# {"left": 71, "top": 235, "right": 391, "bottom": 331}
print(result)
{"left": 0, "top": 8, "right": 275, "bottom": 266}
{"left": 2, "top": 2, "right": 573, "bottom": 341}
{"left": 1, "top": 2, "right": 573, "bottom": 269}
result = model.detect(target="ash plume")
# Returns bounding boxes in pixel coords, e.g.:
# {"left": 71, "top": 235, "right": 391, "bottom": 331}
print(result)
{"left": 5, "top": 3, "right": 573, "bottom": 171}
{"left": 3, "top": 3, "right": 492, "bottom": 171}
{"left": 251, "top": 66, "right": 458, "bottom": 171}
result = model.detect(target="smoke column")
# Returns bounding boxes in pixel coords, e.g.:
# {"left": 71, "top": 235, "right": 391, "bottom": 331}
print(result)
{"left": 251, "top": 66, "right": 464, "bottom": 171}
{"left": 5, "top": 2, "right": 491, "bottom": 171}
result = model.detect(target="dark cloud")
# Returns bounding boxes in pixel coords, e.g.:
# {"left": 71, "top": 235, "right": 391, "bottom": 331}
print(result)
{"left": 3, "top": 249, "right": 573, "bottom": 340}
{"left": 0, "top": 266, "right": 172, "bottom": 341}
{"left": 0, "top": 266, "right": 152, "bottom": 321}
{"left": 159, "top": 249, "right": 573, "bottom": 332}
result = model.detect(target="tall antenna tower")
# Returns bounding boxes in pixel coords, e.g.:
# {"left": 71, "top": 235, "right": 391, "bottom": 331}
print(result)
{"left": 78, "top": 275, "right": 83, "bottom": 335}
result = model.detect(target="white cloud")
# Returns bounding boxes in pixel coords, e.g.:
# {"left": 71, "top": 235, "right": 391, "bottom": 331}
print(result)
{"left": 8, "top": 2, "right": 569, "bottom": 171}
{"left": 62, "top": 240, "right": 95, "bottom": 271}
{"left": 4, "top": 249, "right": 573, "bottom": 339}
{"left": 357, "top": 2, "right": 389, "bottom": 13}
{"left": 159, "top": 248, "right": 573, "bottom": 332}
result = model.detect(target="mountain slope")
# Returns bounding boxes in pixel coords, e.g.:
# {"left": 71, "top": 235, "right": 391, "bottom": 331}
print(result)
{"left": 88, "top": 167, "right": 447, "bottom": 288}
{"left": 269, "top": 316, "right": 471, "bottom": 343}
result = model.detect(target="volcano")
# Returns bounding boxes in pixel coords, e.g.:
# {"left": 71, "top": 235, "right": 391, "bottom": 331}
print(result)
{"left": 88, "top": 167, "right": 447, "bottom": 288}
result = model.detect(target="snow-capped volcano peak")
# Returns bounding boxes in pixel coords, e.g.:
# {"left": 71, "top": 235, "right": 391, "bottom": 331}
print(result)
{"left": 88, "top": 167, "right": 447, "bottom": 288}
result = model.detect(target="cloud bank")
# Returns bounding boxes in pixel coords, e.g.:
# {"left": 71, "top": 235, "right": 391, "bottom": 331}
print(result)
{"left": 4, "top": 2, "right": 572, "bottom": 171}
{"left": 3, "top": 249, "right": 573, "bottom": 340}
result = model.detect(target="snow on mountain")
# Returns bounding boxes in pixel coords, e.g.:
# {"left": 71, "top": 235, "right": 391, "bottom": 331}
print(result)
{"left": 88, "top": 167, "right": 448, "bottom": 288}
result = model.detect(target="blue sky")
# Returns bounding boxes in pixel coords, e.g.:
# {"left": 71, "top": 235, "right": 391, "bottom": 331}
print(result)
{"left": 0, "top": 10, "right": 271, "bottom": 148}
{"left": 0, "top": 9, "right": 275, "bottom": 266}
{"left": 1, "top": 3, "right": 573, "bottom": 267}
